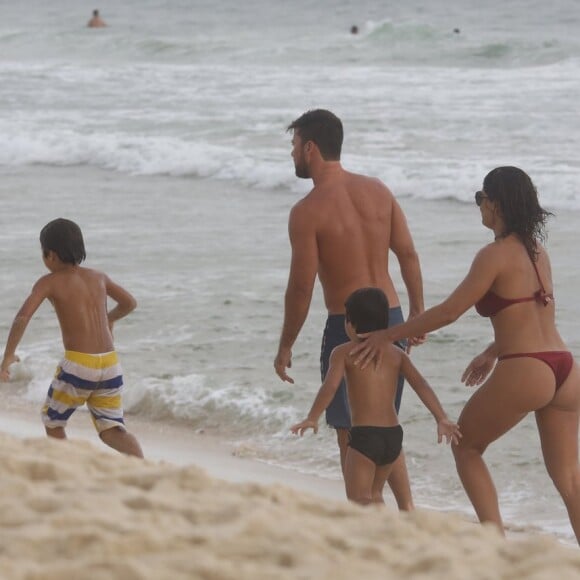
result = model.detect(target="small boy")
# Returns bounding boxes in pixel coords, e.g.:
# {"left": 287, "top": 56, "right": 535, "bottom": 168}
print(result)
{"left": 0, "top": 218, "right": 143, "bottom": 458}
{"left": 291, "top": 287, "right": 460, "bottom": 505}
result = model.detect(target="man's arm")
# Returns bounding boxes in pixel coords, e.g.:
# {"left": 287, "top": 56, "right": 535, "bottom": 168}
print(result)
{"left": 0, "top": 277, "right": 50, "bottom": 380}
{"left": 389, "top": 197, "right": 425, "bottom": 346}
{"left": 274, "top": 203, "right": 318, "bottom": 383}
{"left": 389, "top": 197, "right": 424, "bottom": 317}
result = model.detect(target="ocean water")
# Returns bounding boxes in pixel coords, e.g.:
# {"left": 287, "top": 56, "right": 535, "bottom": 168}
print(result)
{"left": 1, "top": 0, "right": 580, "bottom": 543}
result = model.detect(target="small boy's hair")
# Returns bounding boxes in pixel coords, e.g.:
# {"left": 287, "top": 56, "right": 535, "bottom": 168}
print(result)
{"left": 40, "top": 218, "right": 86, "bottom": 265}
{"left": 345, "top": 287, "right": 390, "bottom": 333}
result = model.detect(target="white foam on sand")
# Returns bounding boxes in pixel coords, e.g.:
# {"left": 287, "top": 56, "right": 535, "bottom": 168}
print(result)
{"left": 1, "top": 411, "right": 580, "bottom": 579}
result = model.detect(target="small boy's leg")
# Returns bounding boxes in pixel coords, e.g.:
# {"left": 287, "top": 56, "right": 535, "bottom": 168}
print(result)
{"left": 45, "top": 426, "right": 67, "bottom": 439}
{"left": 99, "top": 426, "right": 144, "bottom": 458}
{"left": 344, "top": 447, "right": 376, "bottom": 505}
{"left": 386, "top": 451, "right": 414, "bottom": 511}
{"left": 335, "top": 428, "right": 350, "bottom": 476}
{"left": 371, "top": 463, "right": 395, "bottom": 503}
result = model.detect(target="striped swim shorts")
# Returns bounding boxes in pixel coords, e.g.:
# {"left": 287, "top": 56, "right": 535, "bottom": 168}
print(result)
{"left": 41, "top": 350, "right": 126, "bottom": 434}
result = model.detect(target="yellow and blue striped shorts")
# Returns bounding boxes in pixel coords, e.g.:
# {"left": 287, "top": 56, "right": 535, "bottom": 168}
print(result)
{"left": 41, "top": 350, "right": 126, "bottom": 434}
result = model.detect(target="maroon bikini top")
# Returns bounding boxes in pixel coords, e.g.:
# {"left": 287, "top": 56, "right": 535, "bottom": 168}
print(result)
{"left": 475, "top": 258, "right": 554, "bottom": 318}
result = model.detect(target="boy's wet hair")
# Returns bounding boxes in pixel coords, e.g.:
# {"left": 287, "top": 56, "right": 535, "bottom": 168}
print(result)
{"left": 40, "top": 218, "right": 86, "bottom": 265}
{"left": 345, "top": 287, "right": 390, "bottom": 333}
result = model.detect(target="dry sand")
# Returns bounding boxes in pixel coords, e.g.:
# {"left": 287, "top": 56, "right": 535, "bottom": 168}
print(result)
{"left": 1, "top": 409, "right": 580, "bottom": 579}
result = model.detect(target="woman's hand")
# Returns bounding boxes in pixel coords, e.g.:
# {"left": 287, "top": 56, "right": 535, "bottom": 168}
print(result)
{"left": 349, "top": 329, "right": 395, "bottom": 369}
{"left": 406, "top": 311, "right": 427, "bottom": 348}
{"left": 461, "top": 348, "right": 497, "bottom": 387}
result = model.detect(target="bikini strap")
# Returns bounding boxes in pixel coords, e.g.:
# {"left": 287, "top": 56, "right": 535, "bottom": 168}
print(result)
{"left": 530, "top": 258, "right": 554, "bottom": 306}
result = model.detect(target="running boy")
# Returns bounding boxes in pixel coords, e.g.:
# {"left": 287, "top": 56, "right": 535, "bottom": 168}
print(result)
{"left": 0, "top": 218, "right": 143, "bottom": 457}
{"left": 291, "top": 287, "right": 460, "bottom": 505}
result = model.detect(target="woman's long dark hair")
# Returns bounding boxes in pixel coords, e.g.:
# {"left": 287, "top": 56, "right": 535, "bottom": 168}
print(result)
{"left": 483, "top": 166, "right": 553, "bottom": 260}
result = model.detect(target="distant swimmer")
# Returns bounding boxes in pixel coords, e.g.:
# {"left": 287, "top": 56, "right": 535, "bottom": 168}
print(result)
{"left": 87, "top": 9, "right": 107, "bottom": 28}
{"left": 453, "top": 28, "right": 461, "bottom": 34}
{"left": 350, "top": 25, "right": 359, "bottom": 35}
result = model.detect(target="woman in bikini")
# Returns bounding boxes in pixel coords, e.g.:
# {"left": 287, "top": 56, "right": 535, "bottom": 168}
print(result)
{"left": 351, "top": 166, "right": 580, "bottom": 543}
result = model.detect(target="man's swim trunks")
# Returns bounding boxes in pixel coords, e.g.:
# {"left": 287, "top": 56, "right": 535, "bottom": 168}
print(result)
{"left": 349, "top": 425, "right": 404, "bottom": 466}
{"left": 41, "top": 350, "right": 126, "bottom": 433}
{"left": 320, "top": 306, "right": 406, "bottom": 429}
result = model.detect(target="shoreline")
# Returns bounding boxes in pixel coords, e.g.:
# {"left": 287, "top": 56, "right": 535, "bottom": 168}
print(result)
{"left": 1, "top": 401, "right": 348, "bottom": 504}
{"left": 2, "top": 407, "right": 580, "bottom": 579}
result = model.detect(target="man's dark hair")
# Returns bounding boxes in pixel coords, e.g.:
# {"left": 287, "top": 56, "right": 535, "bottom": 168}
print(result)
{"left": 40, "top": 218, "right": 86, "bottom": 265}
{"left": 345, "top": 287, "right": 390, "bottom": 333}
{"left": 287, "top": 109, "right": 343, "bottom": 160}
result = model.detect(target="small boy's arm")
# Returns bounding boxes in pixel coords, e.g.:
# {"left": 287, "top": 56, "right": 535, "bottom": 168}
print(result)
{"left": 401, "top": 356, "right": 446, "bottom": 419}
{"left": 1, "top": 281, "right": 48, "bottom": 379}
{"left": 401, "top": 355, "right": 462, "bottom": 443}
{"left": 105, "top": 276, "right": 137, "bottom": 326}
{"left": 306, "top": 349, "right": 345, "bottom": 421}
{"left": 290, "top": 348, "right": 345, "bottom": 435}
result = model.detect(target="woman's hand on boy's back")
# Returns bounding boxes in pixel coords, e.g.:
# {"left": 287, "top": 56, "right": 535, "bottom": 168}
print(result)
{"left": 350, "top": 328, "right": 394, "bottom": 369}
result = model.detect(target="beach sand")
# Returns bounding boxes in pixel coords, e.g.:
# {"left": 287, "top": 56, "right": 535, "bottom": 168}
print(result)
{"left": 2, "top": 409, "right": 580, "bottom": 580}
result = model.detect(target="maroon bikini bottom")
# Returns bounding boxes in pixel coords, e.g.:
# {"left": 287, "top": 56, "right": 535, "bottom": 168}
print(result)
{"left": 498, "top": 351, "right": 574, "bottom": 390}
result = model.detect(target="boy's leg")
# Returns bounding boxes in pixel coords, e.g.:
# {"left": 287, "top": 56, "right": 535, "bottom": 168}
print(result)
{"left": 88, "top": 385, "right": 144, "bottom": 458}
{"left": 386, "top": 307, "right": 414, "bottom": 511}
{"left": 41, "top": 371, "right": 82, "bottom": 441}
{"left": 336, "top": 428, "right": 350, "bottom": 476}
{"left": 99, "top": 426, "right": 144, "bottom": 458}
{"left": 45, "top": 426, "right": 67, "bottom": 439}
{"left": 385, "top": 451, "right": 414, "bottom": 510}
{"left": 344, "top": 447, "right": 377, "bottom": 505}
{"left": 371, "top": 461, "right": 396, "bottom": 504}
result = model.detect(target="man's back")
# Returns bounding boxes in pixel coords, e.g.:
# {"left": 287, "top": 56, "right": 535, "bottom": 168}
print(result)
{"left": 292, "top": 170, "right": 401, "bottom": 313}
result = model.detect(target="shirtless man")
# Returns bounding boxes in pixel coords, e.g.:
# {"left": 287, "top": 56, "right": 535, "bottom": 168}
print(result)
{"left": 0, "top": 218, "right": 142, "bottom": 457}
{"left": 275, "top": 109, "right": 424, "bottom": 509}
{"left": 87, "top": 10, "right": 107, "bottom": 28}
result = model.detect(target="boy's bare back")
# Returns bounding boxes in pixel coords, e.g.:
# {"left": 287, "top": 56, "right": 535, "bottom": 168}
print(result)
{"left": 9, "top": 264, "right": 136, "bottom": 358}
{"left": 41, "top": 266, "right": 133, "bottom": 353}
{"left": 337, "top": 341, "right": 404, "bottom": 427}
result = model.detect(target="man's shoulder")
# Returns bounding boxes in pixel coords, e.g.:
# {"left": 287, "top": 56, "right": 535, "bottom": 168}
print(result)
{"left": 346, "top": 170, "right": 392, "bottom": 191}
{"left": 289, "top": 192, "right": 320, "bottom": 223}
